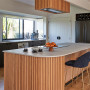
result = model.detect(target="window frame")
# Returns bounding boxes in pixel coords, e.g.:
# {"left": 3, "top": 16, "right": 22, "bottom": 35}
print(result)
{"left": 2, "top": 17, "right": 24, "bottom": 40}
{"left": 2, "top": 17, "right": 44, "bottom": 40}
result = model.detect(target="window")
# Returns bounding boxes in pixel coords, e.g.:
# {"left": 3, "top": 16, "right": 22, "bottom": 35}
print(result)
{"left": 3, "top": 17, "right": 23, "bottom": 40}
{"left": 35, "top": 19, "right": 44, "bottom": 39}
{"left": 24, "top": 19, "right": 44, "bottom": 39}
{"left": 3, "top": 17, "right": 45, "bottom": 40}
{"left": 24, "top": 20, "right": 34, "bottom": 39}
{"left": 3, "top": 17, "right": 6, "bottom": 39}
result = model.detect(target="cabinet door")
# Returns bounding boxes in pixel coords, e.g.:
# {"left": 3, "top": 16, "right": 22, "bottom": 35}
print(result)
{"left": 85, "top": 21, "right": 90, "bottom": 43}
{"left": 7, "top": 43, "right": 18, "bottom": 50}
{"left": 75, "top": 21, "right": 85, "bottom": 43}
{"left": 0, "top": 43, "right": 18, "bottom": 67}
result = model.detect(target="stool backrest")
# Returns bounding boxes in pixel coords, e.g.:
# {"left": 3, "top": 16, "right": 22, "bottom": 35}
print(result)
{"left": 73, "top": 52, "right": 90, "bottom": 68}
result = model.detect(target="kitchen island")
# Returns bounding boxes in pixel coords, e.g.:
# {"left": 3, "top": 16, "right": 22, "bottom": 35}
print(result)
{"left": 4, "top": 43, "right": 90, "bottom": 90}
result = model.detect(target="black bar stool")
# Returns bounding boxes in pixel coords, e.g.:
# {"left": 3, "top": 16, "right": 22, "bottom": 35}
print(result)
{"left": 65, "top": 52, "right": 90, "bottom": 90}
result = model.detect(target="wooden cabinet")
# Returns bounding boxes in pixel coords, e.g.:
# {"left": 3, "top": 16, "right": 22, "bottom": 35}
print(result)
{"left": 35, "top": 0, "right": 70, "bottom": 13}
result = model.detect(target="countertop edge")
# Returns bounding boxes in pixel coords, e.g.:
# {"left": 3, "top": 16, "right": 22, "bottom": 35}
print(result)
{"left": 3, "top": 47, "right": 90, "bottom": 58}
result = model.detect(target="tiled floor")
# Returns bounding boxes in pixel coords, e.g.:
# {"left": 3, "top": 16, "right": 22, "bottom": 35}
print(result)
{"left": 0, "top": 68, "right": 4, "bottom": 90}
{"left": 0, "top": 68, "right": 90, "bottom": 90}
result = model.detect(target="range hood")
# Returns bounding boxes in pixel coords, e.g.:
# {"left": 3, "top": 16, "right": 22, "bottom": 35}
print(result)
{"left": 41, "top": 8, "right": 64, "bottom": 14}
{"left": 35, "top": 0, "right": 70, "bottom": 14}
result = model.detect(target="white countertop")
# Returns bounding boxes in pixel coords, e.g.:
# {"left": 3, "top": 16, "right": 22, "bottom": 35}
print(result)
{"left": 3, "top": 43, "right": 90, "bottom": 57}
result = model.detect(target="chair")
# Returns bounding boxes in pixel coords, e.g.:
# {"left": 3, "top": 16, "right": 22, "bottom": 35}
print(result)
{"left": 65, "top": 52, "right": 90, "bottom": 90}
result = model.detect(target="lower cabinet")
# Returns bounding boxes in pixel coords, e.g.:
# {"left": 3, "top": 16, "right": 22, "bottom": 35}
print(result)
{"left": 0, "top": 43, "right": 18, "bottom": 67}
{"left": 0, "top": 40, "right": 46, "bottom": 67}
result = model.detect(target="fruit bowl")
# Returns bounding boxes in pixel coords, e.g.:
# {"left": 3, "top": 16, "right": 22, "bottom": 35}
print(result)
{"left": 45, "top": 42, "right": 57, "bottom": 51}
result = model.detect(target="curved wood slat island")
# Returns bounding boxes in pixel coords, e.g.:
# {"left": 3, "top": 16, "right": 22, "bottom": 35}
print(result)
{"left": 4, "top": 43, "right": 90, "bottom": 90}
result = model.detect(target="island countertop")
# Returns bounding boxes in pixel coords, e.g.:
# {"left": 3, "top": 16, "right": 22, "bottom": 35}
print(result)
{"left": 3, "top": 43, "right": 90, "bottom": 57}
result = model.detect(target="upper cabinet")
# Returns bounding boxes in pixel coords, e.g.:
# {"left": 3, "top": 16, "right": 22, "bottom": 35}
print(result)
{"left": 35, "top": 0, "right": 70, "bottom": 14}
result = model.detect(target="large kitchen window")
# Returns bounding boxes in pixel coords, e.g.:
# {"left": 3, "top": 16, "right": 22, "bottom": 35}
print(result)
{"left": 3, "top": 17, "right": 23, "bottom": 40}
{"left": 3, "top": 17, "right": 44, "bottom": 40}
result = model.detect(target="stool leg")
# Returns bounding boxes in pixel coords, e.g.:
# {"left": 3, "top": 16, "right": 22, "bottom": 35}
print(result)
{"left": 65, "top": 68, "right": 67, "bottom": 89}
{"left": 72, "top": 67, "right": 74, "bottom": 87}
{"left": 86, "top": 67, "right": 90, "bottom": 85}
{"left": 75, "top": 68, "right": 79, "bottom": 84}
{"left": 82, "top": 68, "right": 84, "bottom": 90}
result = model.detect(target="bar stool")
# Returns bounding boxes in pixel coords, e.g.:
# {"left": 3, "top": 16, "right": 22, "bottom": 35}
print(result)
{"left": 65, "top": 52, "right": 90, "bottom": 90}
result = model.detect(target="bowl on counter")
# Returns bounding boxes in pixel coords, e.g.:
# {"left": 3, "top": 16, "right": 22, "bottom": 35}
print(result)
{"left": 45, "top": 42, "right": 58, "bottom": 51}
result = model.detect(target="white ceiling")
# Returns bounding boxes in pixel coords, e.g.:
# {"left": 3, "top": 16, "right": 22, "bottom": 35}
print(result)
{"left": 15, "top": 0, "right": 35, "bottom": 6}
{"left": 66, "top": 0, "right": 90, "bottom": 10}
{"left": 15, "top": 0, "right": 90, "bottom": 10}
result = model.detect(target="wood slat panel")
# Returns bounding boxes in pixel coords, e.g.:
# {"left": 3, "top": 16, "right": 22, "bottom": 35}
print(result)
{"left": 35, "top": 0, "right": 70, "bottom": 13}
{"left": 4, "top": 53, "right": 65, "bottom": 90}
{"left": 65, "top": 2, "right": 70, "bottom": 13}
{"left": 62, "top": 0, "right": 66, "bottom": 12}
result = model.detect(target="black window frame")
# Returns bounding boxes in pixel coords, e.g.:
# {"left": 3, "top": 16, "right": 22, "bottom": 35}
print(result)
{"left": 2, "top": 17, "right": 44, "bottom": 40}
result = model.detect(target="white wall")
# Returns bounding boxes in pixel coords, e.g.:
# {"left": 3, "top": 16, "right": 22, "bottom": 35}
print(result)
{"left": 48, "top": 18, "right": 72, "bottom": 44}
{"left": 48, "top": 5, "right": 90, "bottom": 43}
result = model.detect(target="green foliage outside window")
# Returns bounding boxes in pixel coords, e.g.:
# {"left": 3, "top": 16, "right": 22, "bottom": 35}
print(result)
{"left": 3, "top": 17, "right": 6, "bottom": 39}
{"left": 3, "top": 17, "right": 22, "bottom": 39}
